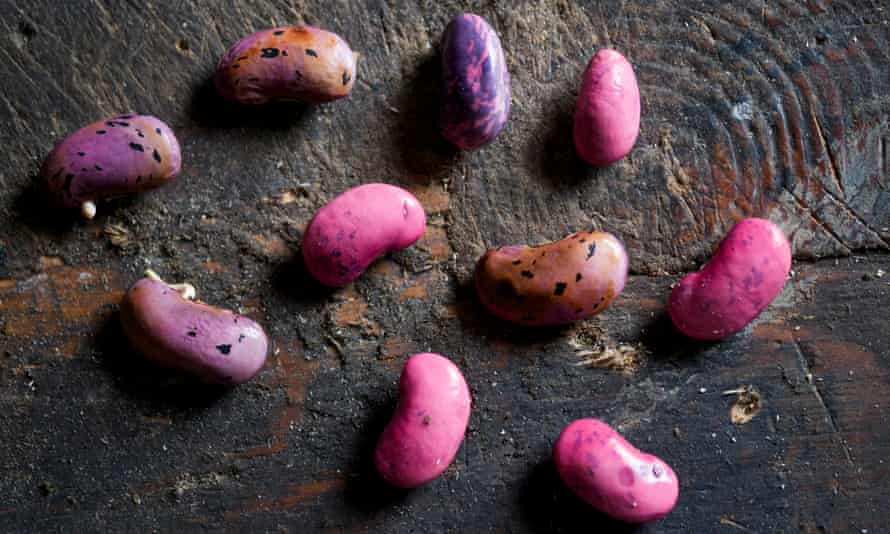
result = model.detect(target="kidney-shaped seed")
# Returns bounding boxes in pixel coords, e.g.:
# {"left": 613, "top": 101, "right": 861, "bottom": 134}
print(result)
{"left": 573, "top": 49, "right": 640, "bottom": 166}
{"left": 439, "top": 13, "right": 511, "bottom": 150}
{"left": 554, "top": 418, "right": 679, "bottom": 523}
{"left": 374, "top": 353, "right": 472, "bottom": 488}
{"left": 668, "top": 217, "right": 792, "bottom": 340}
{"left": 475, "top": 230, "right": 629, "bottom": 326}
{"left": 301, "top": 183, "right": 426, "bottom": 287}
{"left": 215, "top": 25, "right": 358, "bottom": 104}
{"left": 120, "top": 271, "right": 268, "bottom": 385}
{"left": 40, "top": 114, "right": 181, "bottom": 219}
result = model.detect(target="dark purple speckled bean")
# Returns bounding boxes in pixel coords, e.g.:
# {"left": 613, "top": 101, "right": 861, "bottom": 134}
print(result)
{"left": 439, "top": 14, "right": 511, "bottom": 150}
{"left": 39, "top": 114, "right": 181, "bottom": 219}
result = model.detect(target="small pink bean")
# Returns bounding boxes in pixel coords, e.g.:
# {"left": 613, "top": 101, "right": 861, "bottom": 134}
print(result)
{"left": 301, "top": 184, "right": 426, "bottom": 287}
{"left": 668, "top": 218, "right": 792, "bottom": 340}
{"left": 554, "top": 418, "right": 679, "bottom": 523}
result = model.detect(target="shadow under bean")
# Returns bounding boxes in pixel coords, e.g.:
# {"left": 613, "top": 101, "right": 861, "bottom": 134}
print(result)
{"left": 188, "top": 75, "right": 312, "bottom": 130}
{"left": 394, "top": 52, "right": 459, "bottom": 181}
{"left": 518, "top": 458, "right": 642, "bottom": 534}
{"left": 95, "top": 311, "right": 230, "bottom": 412}
{"left": 342, "top": 395, "right": 412, "bottom": 514}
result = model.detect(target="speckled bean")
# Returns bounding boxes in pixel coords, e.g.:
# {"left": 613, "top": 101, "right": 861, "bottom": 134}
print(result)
{"left": 215, "top": 25, "right": 357, "bottom": 104}
{"left": 120, "top": 271, "right": 268, "bottom": 385}
{"left": 39, "top": 114, "right": 181, "bottom": 219}
{"left": 475, "top": 230, "right": 629, "bottom": 326}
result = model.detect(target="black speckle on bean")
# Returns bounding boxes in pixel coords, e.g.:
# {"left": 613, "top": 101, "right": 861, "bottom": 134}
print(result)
{"left": 129, "top": 142, "right": 144, "bottom": 152}
{"left": 216, "top": 344, "right": 232, "bottom": 355}
{"left": 306, "top": 48, "right": 318, "bottom": 57}
{"left": 152, "top": 149, "right": 161, "bottom": 163}
{"left": 512, "top": 260, "right": 521, "bottom": 265}
{"left": 187, "top": 331, "right": 197, "bottom": 337}
{"left": 521, "top": 270, "right": 534, "bottom": 279}
{"left": 576, "top": 273, "right": 582, "bottom": 282}
{"left": 587, "top": 243, "right": 596, "bottom": 260}
{"left": 554, "top": 282, "right": 567, "bottom": 296}
{"left": 273, "top": 30, "right": 284, "bottom": 35}
{"left": 96, "top": 130, "right": 106, "bottom": 135}
{"left": 261, "top": 47, "right": 279, "bottom": 58}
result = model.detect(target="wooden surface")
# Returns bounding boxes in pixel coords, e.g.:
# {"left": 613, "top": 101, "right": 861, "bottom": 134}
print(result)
{"left": 0, "top": 1, "right": 888, "bottom": 532}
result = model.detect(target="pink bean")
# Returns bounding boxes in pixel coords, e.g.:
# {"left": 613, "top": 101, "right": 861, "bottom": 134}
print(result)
{"left": 668, "top": 218, "right": 792, "bottom": 340}
{"left": 573, "top": 49, "right": 640, "bottom": 166}
{"left": 374, "top": 353, "right": 471, "bottom": 488}
{"left": 301, "top": 184, "right": 426, "bottom": 287}
{"left": 554, "top": 418, "right": 679, "bottom": 523}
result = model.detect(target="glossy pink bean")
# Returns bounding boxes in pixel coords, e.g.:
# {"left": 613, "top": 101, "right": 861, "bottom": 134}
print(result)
{"left": 554, "top": 418, "right": 679, "bottom": 523}
{"left": 573, "top": 49, "right": 640, "bottom": 166}
{"left": 374, "top": 353, "right": 471, "bottom": 488}
{"left": 668, "top": 218, "right": 792, "bottom": 340}
{"left": 301, "top": 183, "right": 426, "bottom": 287}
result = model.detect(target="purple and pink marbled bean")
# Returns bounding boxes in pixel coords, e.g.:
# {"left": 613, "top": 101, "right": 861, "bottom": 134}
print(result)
{"left": 40, "top": 114, "right": 181, "bottom": 219}
{"left": 440, "top": 14, "right": 511, "bottom": 150}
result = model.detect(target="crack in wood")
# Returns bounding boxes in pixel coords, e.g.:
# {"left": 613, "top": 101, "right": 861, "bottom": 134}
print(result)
{"left": 788, "top": 335, "right": 855, "bottom": 468}
{"left": 811, "top": 113, "right": 846, "bottom": 198}
{"left": 782, "top": 184, "right": 850, "bottom": 253}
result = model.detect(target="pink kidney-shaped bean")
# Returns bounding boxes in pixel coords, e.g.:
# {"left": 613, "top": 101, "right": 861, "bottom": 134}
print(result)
{"left": 40, "top": 114, "right": 181, "bottom": 219}
{"left": 439, "top": 13, "right": 511, "bottom": 150}
{"left": 215, "top": 25, "right": 357, "bottom": 104}
{"left": 475, "top": 230, "right": 629, "bottom": 326}
{"left": 120, "top": 271, "right": 268, "bottom": 385}
{"left": 668, "top": 218, "right": 792, "bottom": 340}
{"left": 573, "top": 49, "right": 640, "bottom": 166}
{"left": 374, "top": 353, "right": 471, "bottom": 488}
{"left": 554, "top": 418, "right": 679, "bottom": 523}
{"left": 301, "top": 183, "right": 426, "bottom": 287}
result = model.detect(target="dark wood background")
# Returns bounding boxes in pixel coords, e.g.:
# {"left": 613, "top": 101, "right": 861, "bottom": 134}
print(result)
{"left": 1, "top": 1, "right": 888, "bottom": 532}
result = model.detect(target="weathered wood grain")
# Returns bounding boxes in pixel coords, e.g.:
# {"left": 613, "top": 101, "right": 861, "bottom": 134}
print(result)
{"left": 0, "top": 1, "right": 888, "bottom": 532}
